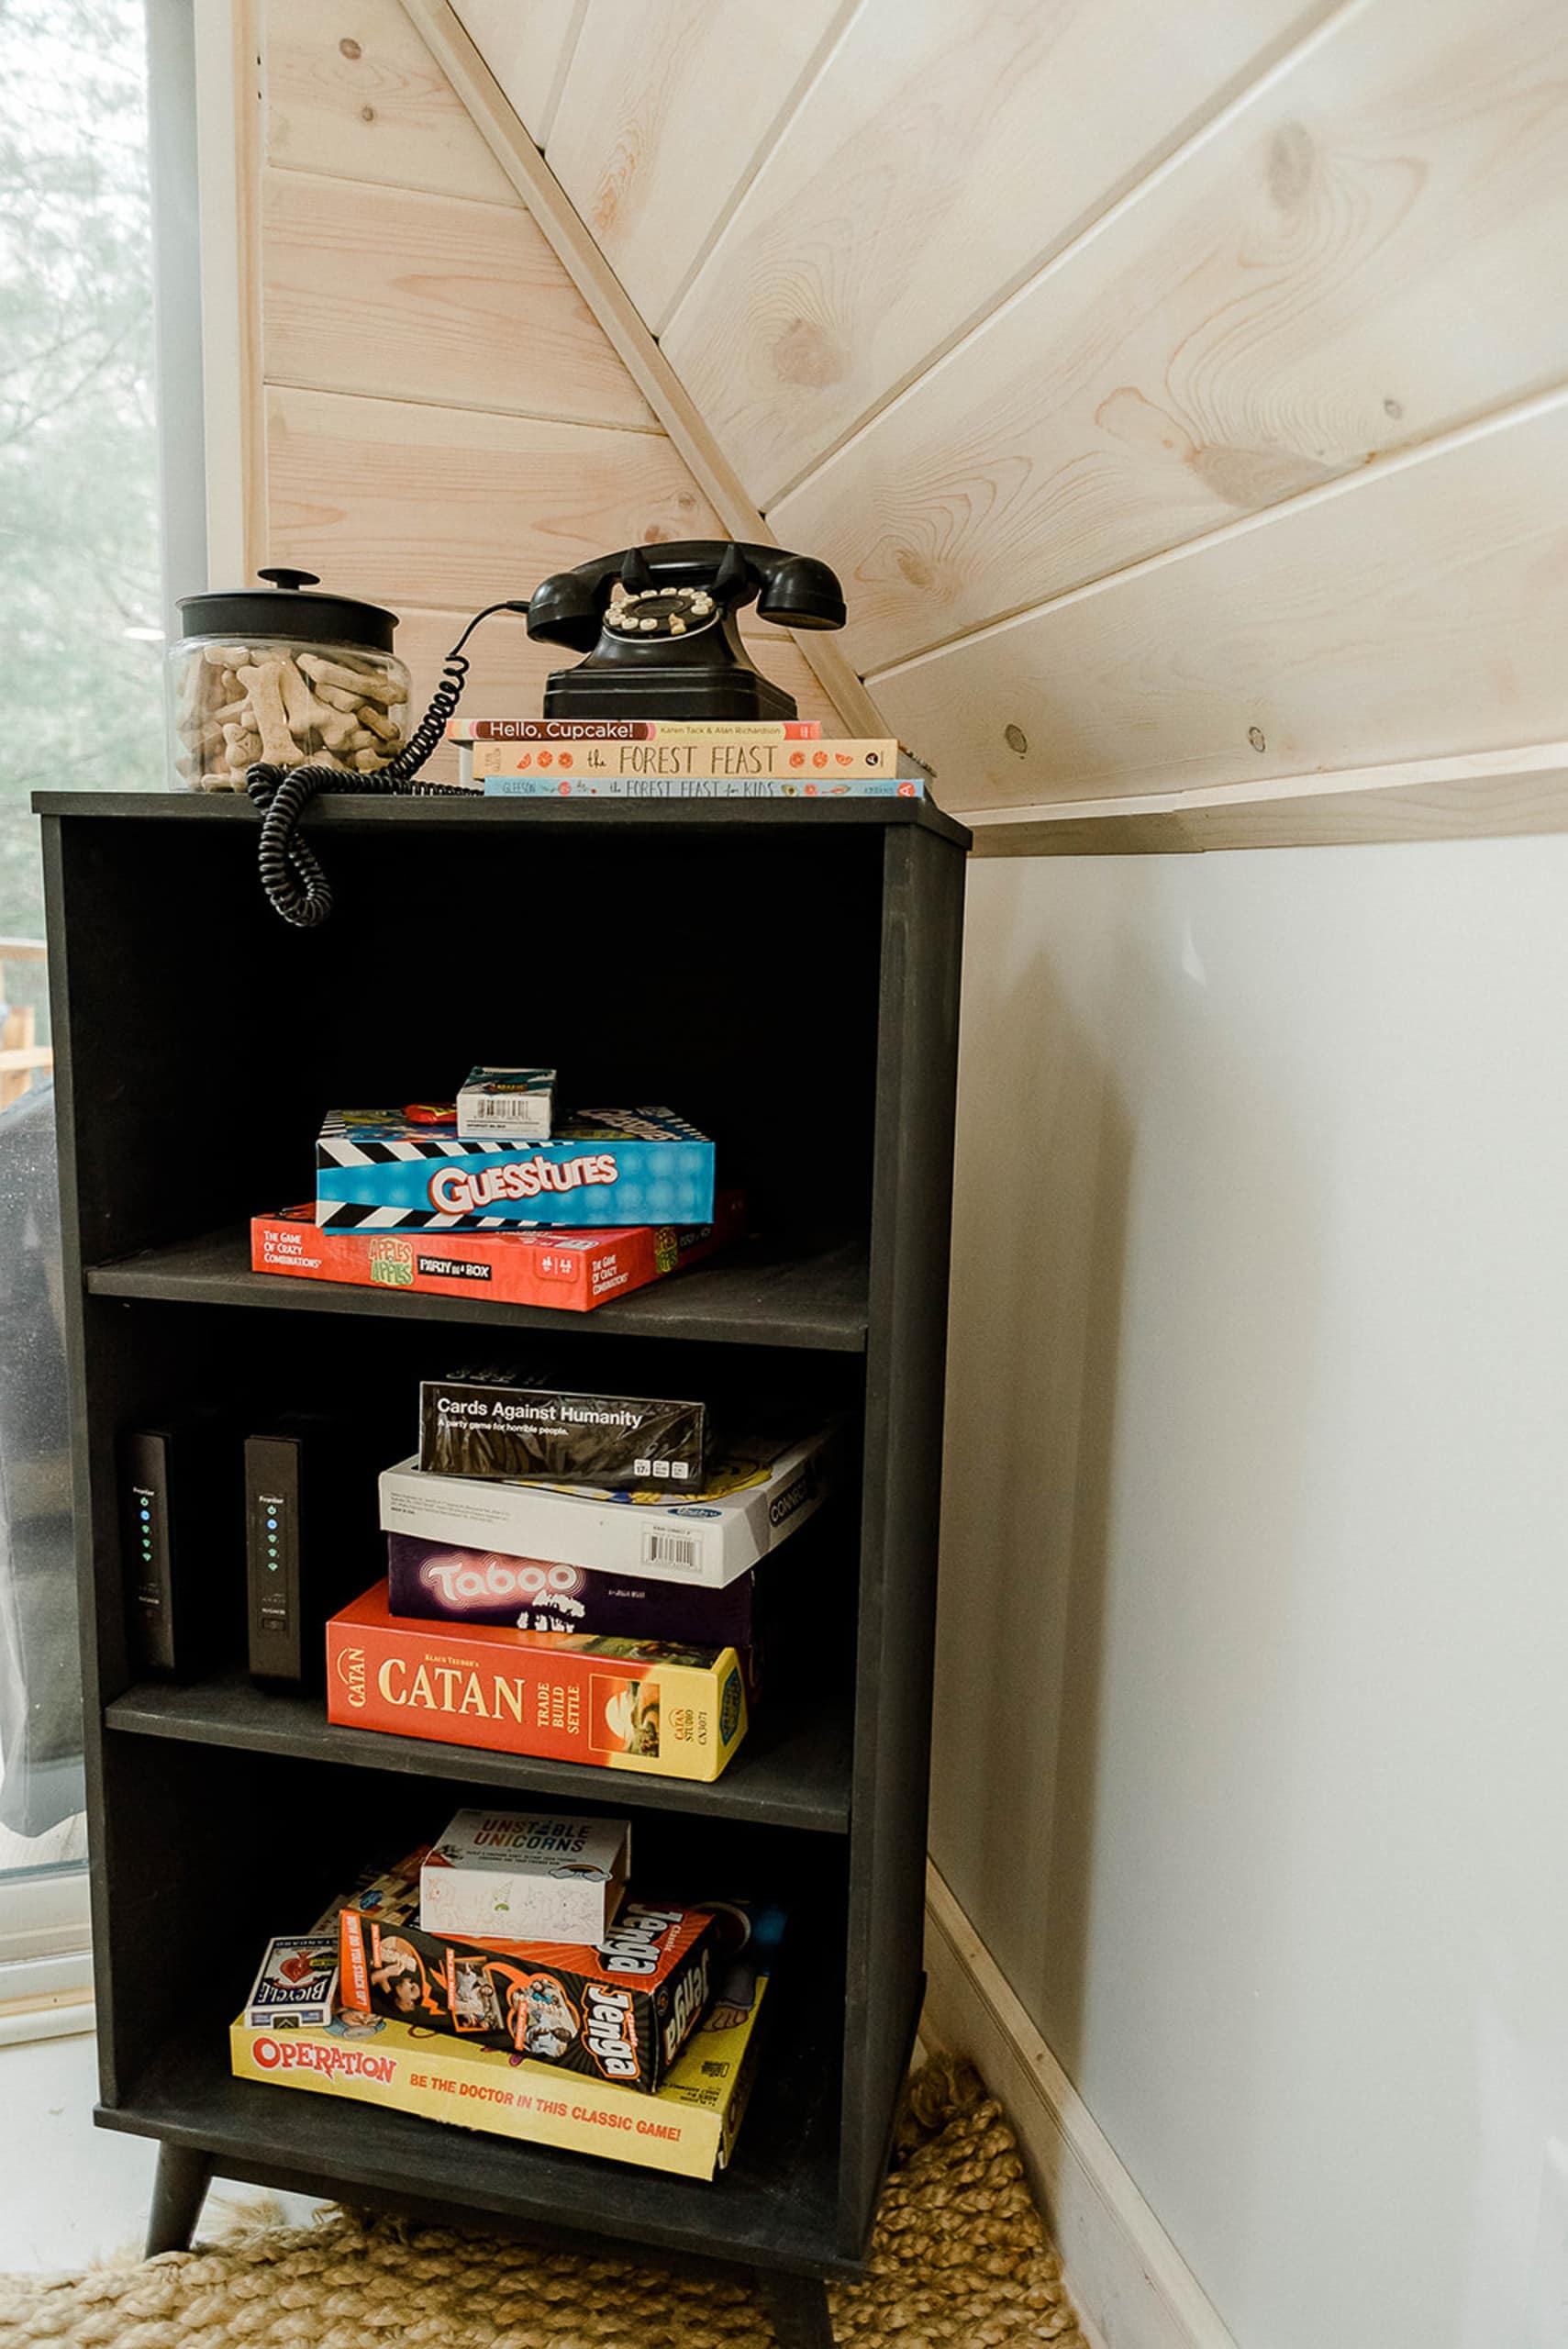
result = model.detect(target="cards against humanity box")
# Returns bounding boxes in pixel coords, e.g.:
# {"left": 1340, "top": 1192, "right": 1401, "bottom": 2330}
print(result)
{"left": 379, "top": 1425, "right": 840, "bottom": 1591}
{"left": 327, "top": 1580, "right": 749, "bottom": 1782}
{"left": 419, "top": 1368, "right": 710, "bottom": 1492}
{"left": 243, "top": 1934, "right": 339, "bottom": 2029}
{"left": 456, "top": 1067, "right": 554, "bottom": 1143}
{"left": 252, "top": 1193, "right": 744, "bottom": 1312}
{"left": 421, "top": 1808, "right": 631, "bottom": 1944}
{"left": 231, "top": 1900, "right": 785, "bottom": 2179}
{"left": 386, "top": 1535, "right": 764, "bottom": 1648}
{"left": 339, "top": 1872, "right": 716, "bottom": 2091}
{"left": 316, "top": 1108, "right": 714, "bottom": 1232}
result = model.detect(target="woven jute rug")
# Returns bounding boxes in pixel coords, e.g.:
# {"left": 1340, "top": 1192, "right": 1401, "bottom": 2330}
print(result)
{"left": 0, "top": 2058, "right": 1086, "bottom": 2346}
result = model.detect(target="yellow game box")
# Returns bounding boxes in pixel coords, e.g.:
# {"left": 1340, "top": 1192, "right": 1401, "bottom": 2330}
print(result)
{"left": 230, "top": 1900, "right": 784, "bottom": 2181}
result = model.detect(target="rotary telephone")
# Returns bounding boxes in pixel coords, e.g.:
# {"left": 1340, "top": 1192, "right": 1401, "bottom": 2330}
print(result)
{"left": 246, "top": 540, "right": 847, "bottom": 926}
{"left": 529, "top": 540, "right": 846, "bottom": 721}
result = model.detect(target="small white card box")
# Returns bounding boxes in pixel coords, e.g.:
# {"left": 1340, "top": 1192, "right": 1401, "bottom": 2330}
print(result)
{"left": 420, "top": 1807, "right": 631, "bottom": 1944}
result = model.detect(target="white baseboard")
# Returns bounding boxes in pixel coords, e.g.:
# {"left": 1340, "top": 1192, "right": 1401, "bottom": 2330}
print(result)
{"left": 922, "top": 1862, "right": 1239, "bottom": 2349}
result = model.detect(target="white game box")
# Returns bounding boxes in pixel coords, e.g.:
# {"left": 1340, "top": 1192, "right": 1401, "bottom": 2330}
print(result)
{"left": 420, "top": 1807, "right": 630, "bottom": 1943}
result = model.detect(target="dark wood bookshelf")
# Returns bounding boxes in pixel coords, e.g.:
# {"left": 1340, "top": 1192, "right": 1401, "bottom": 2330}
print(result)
{"left": 38, "top": 788, "right": 967, "bottom": 2347}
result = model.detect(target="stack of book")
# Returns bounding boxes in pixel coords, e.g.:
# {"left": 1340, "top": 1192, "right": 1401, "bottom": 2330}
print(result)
{"left": 448, "top": 716, "right": 933, "bottom": 800}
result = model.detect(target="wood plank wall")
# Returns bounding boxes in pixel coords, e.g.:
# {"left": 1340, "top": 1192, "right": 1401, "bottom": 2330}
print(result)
{"left": 248, "top": 0, "right": 850, "bottom": 784}
{"left": 441, "top": 0, "right": 1568, "bottom": 830}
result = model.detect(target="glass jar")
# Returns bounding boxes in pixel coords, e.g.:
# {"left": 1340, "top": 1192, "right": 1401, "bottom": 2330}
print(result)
{"left": 168, "top": 567, "right": 411, "bottom": 792}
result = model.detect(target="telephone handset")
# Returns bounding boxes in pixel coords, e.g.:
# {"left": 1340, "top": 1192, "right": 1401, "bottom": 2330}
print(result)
{"left": 245, "top": 540, "right": 846, "bottom": 927}
{"left": 528, "top": 540, "right": 846, "bottom": 722}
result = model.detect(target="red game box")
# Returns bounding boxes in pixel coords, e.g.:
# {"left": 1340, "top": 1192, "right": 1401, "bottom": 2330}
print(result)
{"left": 250, "top": 1191, "right": 744, "bottom": 1313}
{"left": 326, "top": 1582, "right": 750, "bottom": 1783}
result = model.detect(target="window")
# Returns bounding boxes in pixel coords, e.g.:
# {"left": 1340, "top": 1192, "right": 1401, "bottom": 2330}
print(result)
{"left": 0, "top": 0, "right": 199, "bottom": 2004}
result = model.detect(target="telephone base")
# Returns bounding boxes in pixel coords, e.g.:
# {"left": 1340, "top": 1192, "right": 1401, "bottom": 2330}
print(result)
{"left": 542, "top": 661, "right": 798, "bottom": 723}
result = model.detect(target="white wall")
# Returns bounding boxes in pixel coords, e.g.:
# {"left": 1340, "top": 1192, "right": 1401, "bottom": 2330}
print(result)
{"left": 929, "top": 841, "right": 1568, "bottom": 2349}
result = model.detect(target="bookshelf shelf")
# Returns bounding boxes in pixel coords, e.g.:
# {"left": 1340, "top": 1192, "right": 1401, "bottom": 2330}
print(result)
{"left": 39, "top": 790, "right": 966, "bottom": 2345}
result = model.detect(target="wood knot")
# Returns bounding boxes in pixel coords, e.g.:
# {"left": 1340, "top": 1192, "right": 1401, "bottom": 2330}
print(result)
{"left": 896, "top": 550, "right": 935, "bottom": 590}
{"left": 339, "top": 36, "right": 361, "bottom": 60}
{"left": 1267, "top": 122, "right": 1315, "bottom": 210}
{"left": 772, "top": 317, "right": 847, "bottom": 388}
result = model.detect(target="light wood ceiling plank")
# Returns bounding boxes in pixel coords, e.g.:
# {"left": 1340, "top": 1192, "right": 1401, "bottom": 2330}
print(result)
{"left": 661, "top": 0, "right": 1328, "bottom": 507}
{"left": 265, "top": 384, "right": 720, "bottom": 609}
{"left": 450, "top": 0, "right": 588, "bottom": 146}
{"left": 266, "top": 0, "right": 514, "bottom": 202}
{"left": 545, "top": 0, "right": 848, "bottom": 332}
{"left": 261, "top": 168, "right": 657, "bottom": 427}
{"left": 775, "top": 0, "right": 1568, "bottom": 674}
{"left": 870, "top": 390, "right": 1568, "bottom": 809}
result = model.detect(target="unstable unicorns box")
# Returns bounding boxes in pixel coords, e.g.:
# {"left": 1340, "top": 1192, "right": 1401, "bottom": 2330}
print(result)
{"left": 315, "top": 1108, "right": 714, "bottom": 1231}
{"left": 420, "top": 1807, "right": 631, "bottom": 1945}
{"left": 231, "top": 1901, "right": 786, "bottom": 2180}
{"left": 326, "top": 1580, "right": 749, "bottom": 1782}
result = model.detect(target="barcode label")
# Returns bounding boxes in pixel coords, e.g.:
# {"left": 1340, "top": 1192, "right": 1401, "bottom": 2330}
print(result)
{"left": 469, "top": 1097, "right": 525, "bottom": 1119}
{"left": 643, "top": 1530, "right": 699, "bottom": 1571}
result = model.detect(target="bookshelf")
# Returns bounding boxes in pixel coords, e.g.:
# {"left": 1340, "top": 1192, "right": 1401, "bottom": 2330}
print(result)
{"left": 37, "top": 790, "right": 967, "bottom": 2345}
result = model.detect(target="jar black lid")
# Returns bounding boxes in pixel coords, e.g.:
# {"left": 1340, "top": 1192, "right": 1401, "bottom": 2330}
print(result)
{"left": 176, "top": 569, "right": 400, "bottom": 654}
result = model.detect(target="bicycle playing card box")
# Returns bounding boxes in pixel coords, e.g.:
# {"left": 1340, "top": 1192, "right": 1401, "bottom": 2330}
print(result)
{"left": 250, "top": 1189, "right": 744, "bottom": 1312}
{"left": 230, "top": 1902, "right": 787, "bottom": 2178}
{"left": 325, "top": 1580, "right": 750, "bottom": 1781}
{"left": 315, "top": 1108, "right": 714, "bottom": 1230}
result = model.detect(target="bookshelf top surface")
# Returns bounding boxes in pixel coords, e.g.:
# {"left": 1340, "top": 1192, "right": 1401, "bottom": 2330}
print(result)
{"left": 32, "top": 786, "right": 972, "bottom": 849}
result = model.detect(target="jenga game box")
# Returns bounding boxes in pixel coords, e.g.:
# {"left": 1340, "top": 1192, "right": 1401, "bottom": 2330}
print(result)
{"left": 339, "top": 1861, "right": 717, "bottom": 2094}
{"left": 251, "top": 1191, "right": 744, "bottom": 1313}
{"left": 327, "top": 1581, "right": 750, "bottom": 1782}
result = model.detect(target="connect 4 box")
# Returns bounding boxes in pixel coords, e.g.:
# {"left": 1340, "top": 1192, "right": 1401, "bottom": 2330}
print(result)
{"left": 316, "top": 1108, "right": 714, "bottom": 1231}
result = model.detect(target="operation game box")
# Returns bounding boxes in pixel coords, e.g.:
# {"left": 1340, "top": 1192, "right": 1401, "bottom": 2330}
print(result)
{"left": 316, "top": 1107, "right": 714, "bottom": 1231}
{"left": 250, "top": 1191, "right": 744, "bottom": 1312}
{"left": 326, "top": 1580, "right": 750, "bottom": 1782}
{"left": 232, "top": 1901, "right": 786, "bottom": 2179}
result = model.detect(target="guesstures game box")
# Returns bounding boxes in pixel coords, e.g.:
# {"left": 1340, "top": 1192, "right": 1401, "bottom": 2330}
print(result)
{"left": 315, "top": 1108, "right": 714, "bottom": 1231}
{"left": 385, "top": 1534, "right": 769, "bottom": 1648}
{"left": 340, "top": 1880, "right": 716, "bottom": 2092}
{"left": 231, "top": 1901, "right": 787, "bottom": 2179}
{"left": 421, "top": 1808, "right": 631, "bottom": 1945}
{"left": 379, "top": 1425, "right": 840, "bottom": 1590}
{"left": 250, "top": 1191, "right": 745, "bottom": 1313}
{"left": 419, "top": 1368, "right": 711, "bottom": 1491}
{"left": 326, "top": 1581, "right": 750, "bottom": 1782}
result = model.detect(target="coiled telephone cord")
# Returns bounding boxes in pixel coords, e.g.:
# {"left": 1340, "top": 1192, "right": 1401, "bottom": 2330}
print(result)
{"left": 245, "top": 600, "right": 529, "bottom": 929}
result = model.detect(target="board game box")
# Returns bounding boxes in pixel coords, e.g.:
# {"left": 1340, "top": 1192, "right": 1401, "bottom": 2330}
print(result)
{"left": 231, "top": 1901, "right": 786, "bottom": 2179}
{"left": 385, "top": 1534, "right": 767, "bottom": 1647}
{"left": 421, "top": 1808, "right": 631, "bottom": 1944}
{"left": 378, "top": 1424, "right": 840, "bottom": 1590}
{"left": 316, "top": 1108, "right": 714, "bottom": 1231}
{"left": 326, "top": 1580, "right": 750, "bottom": 1781}
{"left": 250, "top": 1191, "right": 745, "bottom": 1313}
{"left": 339, "top": 1881, "right": 716, "bottom": 2091}
{"left": 419, "top": 1368, "right": 711, "bottom": 1492}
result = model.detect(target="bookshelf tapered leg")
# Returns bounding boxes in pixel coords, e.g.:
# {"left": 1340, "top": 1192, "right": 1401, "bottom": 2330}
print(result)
{"left": 145, "top": 2141, "right": 213, "bottom": 2255}
{"left": 755, "top": 2267, "right": 835, "bottom": 2347}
